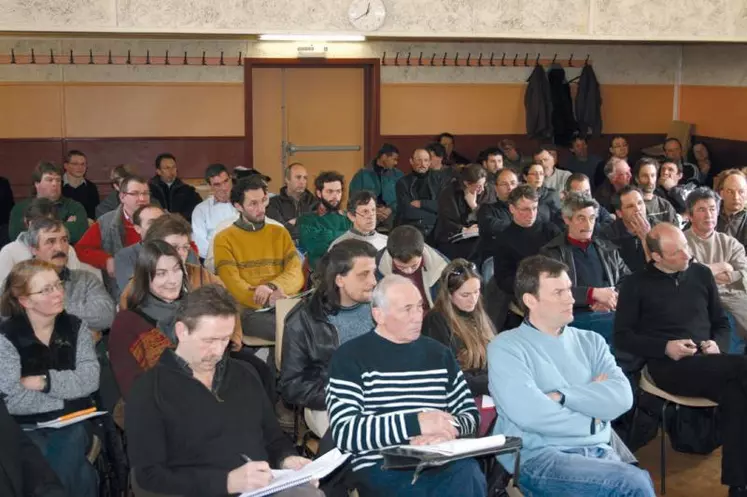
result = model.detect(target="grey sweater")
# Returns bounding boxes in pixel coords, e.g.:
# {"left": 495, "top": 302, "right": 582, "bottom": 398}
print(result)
{"left": 64, "top": 269, "right": 116, "bottom": 330}
{"left": 0, "top": 319, "right": 100, "bottom": 416}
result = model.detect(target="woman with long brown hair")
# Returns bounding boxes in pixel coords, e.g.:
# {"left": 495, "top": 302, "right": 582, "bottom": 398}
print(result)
{"left": 422, "top": 258, "right": 496, "bottom": 397}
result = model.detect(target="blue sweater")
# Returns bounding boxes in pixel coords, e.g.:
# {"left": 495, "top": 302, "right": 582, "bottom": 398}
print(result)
{"left": 487, "top": 321, "right": 632, "bottom": 469}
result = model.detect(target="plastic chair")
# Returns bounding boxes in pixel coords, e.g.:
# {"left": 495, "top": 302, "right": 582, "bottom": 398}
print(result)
{"left": 635, "top": 366, "right": 717, "bottom": 495}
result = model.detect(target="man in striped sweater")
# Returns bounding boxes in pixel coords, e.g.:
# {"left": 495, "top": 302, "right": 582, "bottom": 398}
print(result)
{"left": 325, "top": 275, "right": 486, "bottom": 497}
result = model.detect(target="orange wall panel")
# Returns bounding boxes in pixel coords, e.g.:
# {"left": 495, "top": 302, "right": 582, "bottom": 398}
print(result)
{"left": 600, "top": 85, "right": 674, "bottom": 134}
{"left": 63, "top": 83, "right": 244, "bottom": 138}
{"left": 680, "top": 86, "right": 747, "bottom": 141}
{"left": 251, "top": 68, "right": 284, "bottom": 191}
{"left": 0, "top": 84, "right": 64, "bottom": 138}
{"left": 381, "top": 84, "right": 526, "bottom": 135}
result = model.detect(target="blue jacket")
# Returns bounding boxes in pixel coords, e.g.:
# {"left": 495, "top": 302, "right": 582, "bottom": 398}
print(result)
{"left": 349, "top": 162, "right": 404, "bottom": 213}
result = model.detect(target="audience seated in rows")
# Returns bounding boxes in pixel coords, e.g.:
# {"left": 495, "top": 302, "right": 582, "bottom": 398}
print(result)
{"left": 534, "top": 145, "right": 571, "bottom": 192}
{"left": 434, "top": 164, "right": 494, "bottom": 261}
{"left": 191, "top": 163, "right": 236, "bottom": 260}
{"left": 10, "top": 162, "right": 89, "bottom": 244}
{"left": 114, "top": 203, "right": 166, "bottom": 295}
{"left": 22, "top": 218, "right": 115, "bottom": 332}
{"left": 298, "top": 171, "right": 351, "bottom": 270}
{"left": 62, "top": 150, "right": 100, "bottom": 221}
{"left": 330, "top": 190, "right": 388, "bottom": 251}
{"left": 655, "top": 160, "right": 694, "bottom": 214}
{"left": 478, "top": 168, "right": 519, "bottom": 255}
{"left": 280, "top": 239, "right": 377, "bottom": 438}
{"left": 684, "top": 187, "right": 747, "bottom": 340}
{"left": 126, "top": 285, "right": 324, "bottom": 497}
{"left": 147, "top": 153, "right": 203, "bottom": 223}
{"left": 522, "top": 163, "right": 562, "bottom": 224}
{"left": 489, "top": 255, "right": 654, "bottom": 497}
{"left": 541, "top": 194, "right": 629, "bottom": 343}
{"left": 0, "top": 260, "right": 100, "bottom": 497}
{"left": 422, "top": 258, "right": 495, "bottom": 398}
{"left": 600, "top": 185, "right": 653, "bottom": 273}
{"left": 76, "top": 174, "right": 152, "bottom": 294}
{"left": 0, "top": 198, "right": 94, "bottom": 284}
{"left": 214, "top": 176, "right": 304, "bottom": 345}
{"left": 350, "top": 143, "right": 402, "bottom": 232}
{"left": 594, "top": 135, "right": 630, "bottom": 187}
{"left": 614, "top": 222, "right": 747, "bottom": 496}
{"left": 395, "top": 148, "right": 443, "bottom": 238}
{"left": 376, "top": 225, "right": 448, "bottom": 310}
{"left": 594, "top": 157, "right": 632, "bottom": 213}
{"left": 326, "top": 275, "right": 485, "bottom": 497}
{"left": 267, "top": 162, "right": 318, "bottom": 247}
{"left": 663, "top": 137, "right": 700, "bottom": 185}
{"left": 634, "top": 157, "right": 678, "bottom": 225}
{"left": 717, "top": 169, "right": 747, "bottom": 248}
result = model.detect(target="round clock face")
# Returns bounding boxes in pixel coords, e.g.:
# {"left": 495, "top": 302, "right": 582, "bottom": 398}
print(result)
{"left": 348, "top": 0, "right": 387, "bottom": 31}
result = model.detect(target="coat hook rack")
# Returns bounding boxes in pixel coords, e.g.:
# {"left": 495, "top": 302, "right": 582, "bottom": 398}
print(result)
{"left": 568, "top": 53, "right": 574, "bottom": 67}
{"left": 165, "top": 50, "right": 170, "bottom": 65}
{"left": 202, "top": 51, "right": 207, "bottom": 65}
{"left": 49, "top": 49, "right": 55, "bottom": 64}
{"left": 523, "top": 53, "right": 529, "bottom": 67}
{"left": 466, "top": 53, "right": 471, "bottom": 66}
{"left": 442, "top": 52, "right": 447, "bottom": 66}
{"left": 584, "top": 54, "right": 590, "bottom": 66}
{"left": 500, "top": 53, "right": 506, "bottom": 66}
{"left": 238, "top": 52, "right": 242, "bottom": 65}
{"left": 219, "top": 51, "right": 225, "bottom": 65}
{"left": 454, "top": 52, "right": 459, "bottom": 66}
{"left": 30, "top": 49, "right": 36, "bottom": 64}
{"left": 477, "top": 53, "right": 483, "bottom": 67}
{"left": 512, "top": 53, "right": 518, "bottom": 67}
{"left": 406, "top": 52, "right": 411, "bottom": 66}
{"left": 489, "top": 52, "right": 495, "bottom": 67}
{"left": 145, "top": 50, "right": 150, "bottom": 65}
{"left": 183, "top": 51, "right": 188, "bottom": 65}
{"left": 418, "top": 52, "right": 423, "bottom": 65}
{"left": 107, "top": 50, "right": 113, "bottom": 64}
{"left": 381, "top": 51, "right": 386, "bottom": 65}
{"left": 10, "top": 49, "right": 15, "bottom": 64}
{"left": 88, "top": 49, "right": 94, "bottom": 64}
{"left": 126, "top": 50, "right": 131, "bottom": 64}
{"left": 394, "top": 51, "right": 400, "bottom": 66}
{"left": 535, "top": 53, "right": 541, "bottom": 65}
{"left": 430, "top": 53, "right": 436, "bottom": 66}
{"left": 552, "top": 53, "right": 557, "bottom": 64}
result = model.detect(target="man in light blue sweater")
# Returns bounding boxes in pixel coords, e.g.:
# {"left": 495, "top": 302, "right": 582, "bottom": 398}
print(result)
{"left": 488, "top": 255, "right": 654, "bottom": 497}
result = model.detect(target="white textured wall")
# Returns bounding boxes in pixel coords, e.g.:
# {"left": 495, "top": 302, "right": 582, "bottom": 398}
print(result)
{"left": 2, "top": 0, "right": 747, "bottom": 41}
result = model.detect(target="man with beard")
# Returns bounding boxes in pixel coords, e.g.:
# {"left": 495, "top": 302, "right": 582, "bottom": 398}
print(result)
{"left": 280, "top": 239, "right": 378, "bottom": 438}
{"left": 23, "top": 217, "right": 115, "bottom": 332}
{"left": 126, "top": 285, "right": 323, "bottom": 497}
{"left": 298, "top": 171, "right": 351, "bottom": 270}
{"left": 634, "top": 158, "right": 677, "bottom": 224}
{"left": 395, "top": 148, "right": 444, "bottom": 238}
{"left": 214, "top": 176, "right": 304, "bottom": 343}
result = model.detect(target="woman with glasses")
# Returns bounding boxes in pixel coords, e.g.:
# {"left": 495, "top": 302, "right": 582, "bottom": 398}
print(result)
{"left": 0, "top": 259, "right": 99, "bottom": 497}
{"left": 423, "top": 259, "right": 497, "bottom": 436}
{"left": 109, "top": 240, "right": 188, "bottom": 400}
{"left": 523, "top": 162, "right": 562, "bottom": 226}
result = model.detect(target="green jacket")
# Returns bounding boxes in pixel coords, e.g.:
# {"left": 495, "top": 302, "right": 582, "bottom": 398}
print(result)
{"left": 298, "top": 211, "right": 351, "bottom": 271}
{"left": 349, "top": 162, "right": 404, "bottom": 213}
{"left": 9, "top": 197, "right": 89, "bottom": 244}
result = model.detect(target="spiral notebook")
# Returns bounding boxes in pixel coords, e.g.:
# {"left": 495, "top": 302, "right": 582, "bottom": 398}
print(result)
{"left": 239, "top": 448, "right": 349, "bottom": 497}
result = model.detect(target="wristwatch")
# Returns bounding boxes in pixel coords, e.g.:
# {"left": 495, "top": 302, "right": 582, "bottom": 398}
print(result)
{"left": 266, "top": 282, "right": 278, "bottom": 292}
{"left": 41, "top": 373, "right": 50, "bottom": 393}
{"left": 559, "top": 392, "right": 566, "bottom": 406}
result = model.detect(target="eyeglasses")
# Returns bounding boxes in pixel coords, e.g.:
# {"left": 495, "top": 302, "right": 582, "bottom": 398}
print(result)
{"left": 28, "top": 281, "right": 64, "bottom": 296}
{"left": 123, "top": 190, "right": 150, "bottom": 198}
{"left": 354, "top": 209, "right": 377, "bottom": 218}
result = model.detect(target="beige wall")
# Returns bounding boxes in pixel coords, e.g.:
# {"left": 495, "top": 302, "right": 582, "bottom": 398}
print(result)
{"left": 1, "top": 0, "right": 747, "bottom": 42}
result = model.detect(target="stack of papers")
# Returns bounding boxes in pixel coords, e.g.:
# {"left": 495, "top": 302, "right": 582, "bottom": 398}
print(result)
{"left": 400, "top": 434, "right": 507, "bottom": 456}
{"left": 240, "top": 448, "right": 349, "bottom": 497}
{"left": 25, "top": 409, "right": 106, "bottom": 431}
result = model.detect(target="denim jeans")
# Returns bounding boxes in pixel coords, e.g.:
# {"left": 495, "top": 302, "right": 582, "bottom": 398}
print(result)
{"left": 518, "top": 445, "right": 655, "bottom": 497}
{"left": 354, "top": 458, "right": 487, "bottom": 497}
{"left": 26, "top": 422, "right": 98, "bottom": 497}
{"left": 571, "top": 311, "right": 615, "bottom": 350}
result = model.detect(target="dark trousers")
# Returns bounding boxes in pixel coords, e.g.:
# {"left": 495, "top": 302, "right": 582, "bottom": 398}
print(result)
{"left": 648, "top": 354, "right": 747, "bottom": 486}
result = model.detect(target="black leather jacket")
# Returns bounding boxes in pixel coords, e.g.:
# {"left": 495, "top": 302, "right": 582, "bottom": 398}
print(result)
{"left": 279, "top": 297, "right": 339, "bottom": 411}
{"left": 540, "top": 232, "right": 631, "bottom": 308}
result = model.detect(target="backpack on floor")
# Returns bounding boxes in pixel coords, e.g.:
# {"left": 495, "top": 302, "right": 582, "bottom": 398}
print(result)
{"left": 665, "top": 404, "right": 721, "bottom": 455}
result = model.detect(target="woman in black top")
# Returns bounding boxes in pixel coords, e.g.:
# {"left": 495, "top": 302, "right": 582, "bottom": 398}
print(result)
{"left": 422, "top": 258, "right": 496, "bottom": 396}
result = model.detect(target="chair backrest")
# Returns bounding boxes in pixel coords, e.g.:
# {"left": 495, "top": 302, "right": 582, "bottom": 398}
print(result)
{"left": 275, "top": 297, "right": 302, "bottom": 369}
{"left": 639, "top": 366, "right": 718, "bottom": 408}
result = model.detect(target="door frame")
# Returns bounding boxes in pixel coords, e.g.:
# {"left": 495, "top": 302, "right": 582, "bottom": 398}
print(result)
{"left": 243, "top": 57, "right": 380, "bottom": 169}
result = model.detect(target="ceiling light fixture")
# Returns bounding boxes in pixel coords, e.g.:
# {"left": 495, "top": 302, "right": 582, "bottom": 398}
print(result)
{"left": 258, "top": 34, "right": 365, "bottom": 42}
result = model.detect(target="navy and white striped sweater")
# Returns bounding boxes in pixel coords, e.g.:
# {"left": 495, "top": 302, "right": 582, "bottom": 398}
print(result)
{"left": 325, "top": 330, "right": 479, "bottom": 472}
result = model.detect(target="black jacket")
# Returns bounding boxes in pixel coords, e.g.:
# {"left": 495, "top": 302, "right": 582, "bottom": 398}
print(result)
{"left": 538, "top": 186, "right": 562, "bottom": 226}
{"left": 266, "top": 187, "right": 318, "bottom": 243}
{"left": 421, "top": 310, "right": 489, "bottom": 396}
{"left": 477, "top": 200, "right": 512, "bottom": 257}
{"left": 62, "top": 180, "right": 100, "bottom": 220}
{"left": 126, "top": 350, "right": 296, "bottom": 497}
{"left": 0, "top": 400, "right": 65, "bottom": 497}
{"left": 148, "top": 177, "right": 202, "bottom": 223}
{"left": 548, "top": 66, "right": 578, "bottom": 146}
{"left": 279, "top": 298, "right": 339, "bottom": 411}
{"left": 395, "top": 171, "right": 444, "bottom": 236}
{"left": 525, "top": 65, "right": 553, "bottom": 140}
{"left": 540, "top": 233, "right": 630, "bottom": 308}
{"left": 575, "top": 65, "right": 602, "bottom": 137}
{"left": 434, "top": 181, "right": 495, "bottom": 245}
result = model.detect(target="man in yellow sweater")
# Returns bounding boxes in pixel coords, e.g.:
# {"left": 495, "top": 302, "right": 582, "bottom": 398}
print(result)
{"left": 214, "top": 175, "right": 304, "bottom": 342}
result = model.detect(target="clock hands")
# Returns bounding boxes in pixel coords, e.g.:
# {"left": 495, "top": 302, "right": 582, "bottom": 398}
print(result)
{"left": 353, "top": 1, "right": 371, "bottom": 21}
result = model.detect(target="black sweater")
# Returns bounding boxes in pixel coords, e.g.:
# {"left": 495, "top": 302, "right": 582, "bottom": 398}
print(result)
{"left": 126, "top": 350, "right": 296, "bottom": 497}
{"left": 421, "top": 310, "right": 489, "bottom": 396}
{"left": 614, "top": 262, "right": 730, "bottom": 359}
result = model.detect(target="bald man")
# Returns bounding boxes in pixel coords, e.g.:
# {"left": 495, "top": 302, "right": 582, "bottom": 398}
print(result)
{"left": 615, "top": 223, "right": 747, "bottom": 495}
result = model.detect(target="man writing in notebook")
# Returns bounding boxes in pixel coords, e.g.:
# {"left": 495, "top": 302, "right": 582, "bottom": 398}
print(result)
{"left": 487, "top": 255, "right": 654, "bottom": 497}
{"left": 126, "top": 285, "right": 323, "bottom": 497}
{"left": 326, "top": 275, "right": 486, "bottom": 497}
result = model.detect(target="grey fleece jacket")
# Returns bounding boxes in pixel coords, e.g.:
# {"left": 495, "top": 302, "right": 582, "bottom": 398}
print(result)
{"left": 64, "top": 269, "right": 116, "bottom": 331}
{"left": 0, "top": 319, "right": 100, "bottom": 416}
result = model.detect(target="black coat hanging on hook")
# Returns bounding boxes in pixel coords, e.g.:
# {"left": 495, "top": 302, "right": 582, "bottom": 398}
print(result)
{"left": 575, "top": 64, "right": 603, "bottom": 138}
{"left": 547, "top": 66, "right": 578, "bottom": 147}
{"left": 524, "top": 65, "right": 553, "bottom": 141}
